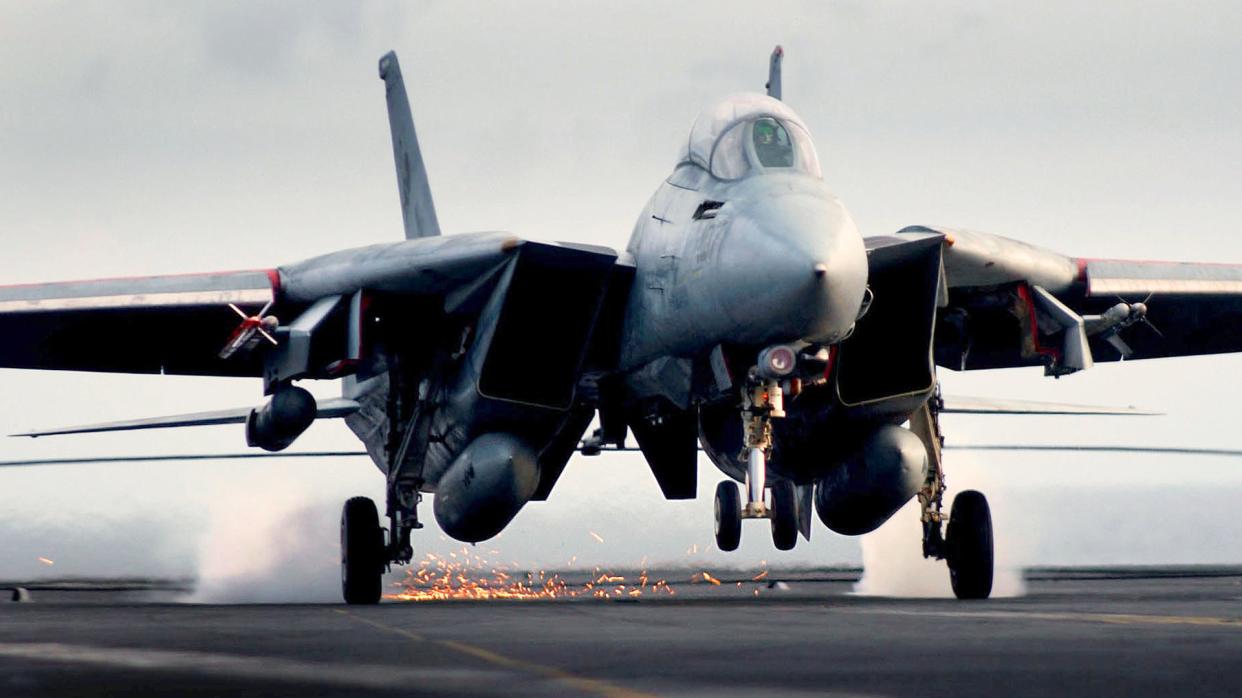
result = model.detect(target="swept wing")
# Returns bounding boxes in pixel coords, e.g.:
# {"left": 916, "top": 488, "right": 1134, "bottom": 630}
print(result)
{"left": 0, "top": 232, "right": 521, "bottom": 378}
{"left": 882, "top": 226, "right": 1242, "bottom": 373}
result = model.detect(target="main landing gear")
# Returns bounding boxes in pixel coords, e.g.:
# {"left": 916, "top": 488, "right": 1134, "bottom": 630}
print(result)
{"left": 713, "top": 366, "right": 799, "bottom": 552}
{"left": 945, "top": 490, "right": 993, "bottom": 599}
{"left": 912, "top": 389, "right": 994, "bottom": 599}
{"left": 340, "top": 483, "right": 424, "bottom": 605}
{"left": 340, "top": 497, "right": 385, "bottom": 605}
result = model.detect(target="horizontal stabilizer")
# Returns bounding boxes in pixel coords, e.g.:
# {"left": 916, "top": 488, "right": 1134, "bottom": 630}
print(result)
{"left": 7, "top": 443, "right": 1239, "bottom": 470}
{"left": 940, "top": 395, "right": 1159, "bottom": 416}
{"left": 0, "top": 450, "right": 369, "bottom": 468}
{"left": 13, "top": 397, "right": 359, "bottom": 438}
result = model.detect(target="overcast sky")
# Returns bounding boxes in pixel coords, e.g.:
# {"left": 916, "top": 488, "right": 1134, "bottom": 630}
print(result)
{"left": 1, "top": 2, "right": 1240, "bottom": 598}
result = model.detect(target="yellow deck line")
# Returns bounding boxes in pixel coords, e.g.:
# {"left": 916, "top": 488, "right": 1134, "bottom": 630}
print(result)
{"left": 333, "top": 609, "right": 653, "bottom": 698}
{"left": 840, "top": 607, "right": 1242, "bottom": 629}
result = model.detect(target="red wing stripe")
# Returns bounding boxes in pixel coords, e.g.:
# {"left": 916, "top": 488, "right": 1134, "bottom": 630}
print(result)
{"left": 0, "top": 269, "right": 277, "bottom": 313}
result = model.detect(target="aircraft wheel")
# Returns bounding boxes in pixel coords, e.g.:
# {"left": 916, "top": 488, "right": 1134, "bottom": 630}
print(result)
{"left": 770, "top": 481, "right": 798, "bottom": 551}
{"left": 946, "top": 490, "right": 994, "bottom": 600}
{"left": 341, "top": 496, "right": 384, "bottom": 605}
{"left": 714, "top": 481, "right": 742, "bottom": 552}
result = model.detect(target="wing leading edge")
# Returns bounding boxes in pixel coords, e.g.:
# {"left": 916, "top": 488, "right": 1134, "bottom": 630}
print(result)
{"left": 892, "top": 226, "right": 1242, "bottom": 373}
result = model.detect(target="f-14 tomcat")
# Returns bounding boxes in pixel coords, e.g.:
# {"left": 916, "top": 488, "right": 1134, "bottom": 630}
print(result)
{"left": 8, "top": 48, "right": 1242, "bottom": 603}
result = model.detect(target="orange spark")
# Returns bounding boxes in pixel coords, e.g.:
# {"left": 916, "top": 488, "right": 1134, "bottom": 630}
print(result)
{"left": 384, "top": 547, "right": 674, "bottom": 602}
{"left": 589, "top": 531, "right": 605, "bottom": 544}
{"left": 36, "top": 557, "right": 54, "bottom": 566}
{"left": 691, "top": 571, "right": 722, "bottom": 586}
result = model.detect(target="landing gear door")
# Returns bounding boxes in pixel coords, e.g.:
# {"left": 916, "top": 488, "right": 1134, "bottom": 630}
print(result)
{"left": 835, "top": 233, "right": 945, "bottom": 414}
{"left": 475, "top": 242, "right": 620, "bottom": 411}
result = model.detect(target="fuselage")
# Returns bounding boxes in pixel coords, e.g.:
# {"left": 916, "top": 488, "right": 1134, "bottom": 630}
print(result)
{"left": 620, "top": 94, "right": 867, "bottom": 370}
{"left": 618, "top": 93, "right": 871, "bottom": 483}
{"left": 306, "top": 94, "right": 890, "bottom": 541}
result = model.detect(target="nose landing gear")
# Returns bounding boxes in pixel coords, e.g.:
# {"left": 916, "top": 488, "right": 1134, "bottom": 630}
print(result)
{"left": 769, "top": 480, "right": 799, "bottom": 551}
{"left": 713, "top": 371, "right": 799, "bottom": 552}
{"left": 714, "top": 481, "right": 742, "bottom": 551}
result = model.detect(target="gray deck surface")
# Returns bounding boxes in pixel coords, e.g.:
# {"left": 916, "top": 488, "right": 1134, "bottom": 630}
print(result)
{"left": 2, "top": 568, "right": 1241, "bottom": 697}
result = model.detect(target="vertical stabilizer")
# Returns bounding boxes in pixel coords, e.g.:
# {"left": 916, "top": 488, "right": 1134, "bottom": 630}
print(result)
{"left": 378, "top": 51, "right": 441, "bottom": 239}
{"left": 766, "top": 45, "right": 783, "bottom": 100}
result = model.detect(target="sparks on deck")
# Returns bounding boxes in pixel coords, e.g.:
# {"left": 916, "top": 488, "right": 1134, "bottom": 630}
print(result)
{"left": 384, "top": 547, "right": 676, "bottom": 602}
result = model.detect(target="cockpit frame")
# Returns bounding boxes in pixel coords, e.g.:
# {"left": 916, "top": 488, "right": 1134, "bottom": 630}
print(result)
{"left": 675, "top": 93, "right": 823, "bottom": 184}
{"left": 707, "top": 116, "right": 821, "bottom": 181}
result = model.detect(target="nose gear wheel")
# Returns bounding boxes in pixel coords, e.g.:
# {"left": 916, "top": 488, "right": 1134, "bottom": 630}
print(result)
{"left": 714, "top": 481, "right": 742, "bottom": 551}
{"left": 714, "top": 370, "right": 793, "bottom": 552}
{"left": 769, "top": 480, "right": 798, "bottom": 551}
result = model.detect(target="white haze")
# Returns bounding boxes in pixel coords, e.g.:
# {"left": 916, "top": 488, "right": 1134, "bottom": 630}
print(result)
{"left": 187, "top": 497, "right": 344, "bottom": 604}
{"left": 854, "top": 456, "right": 1026, "bottom": 598}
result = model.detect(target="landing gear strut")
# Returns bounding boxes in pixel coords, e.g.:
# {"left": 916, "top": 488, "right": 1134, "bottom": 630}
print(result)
{"left": 384, "top": 482, "right": 422, "bottom": 566}
{"left": 911, "top": 387, "right": 994, "bottom": 600}
{"left": 714, "top": 369, "right": 798, "bottom": 552}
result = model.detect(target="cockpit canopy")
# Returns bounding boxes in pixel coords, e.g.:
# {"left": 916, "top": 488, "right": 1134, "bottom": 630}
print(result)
{"left": 678, "top": 93, "right": 822, "bottom": 181}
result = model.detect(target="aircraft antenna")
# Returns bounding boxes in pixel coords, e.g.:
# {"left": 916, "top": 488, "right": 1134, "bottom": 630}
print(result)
{"left": 766, "top": 45, "right": 783, "bottom": 100}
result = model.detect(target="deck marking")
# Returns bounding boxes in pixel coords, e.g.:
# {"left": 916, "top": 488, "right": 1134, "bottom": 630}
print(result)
{"left": 334, "top": 608, "right": 653, "bottom": 698}
{"left": 839, "top": 608, "right": 1242, "bottom": 629}
{"left": 334, "top": 608, "right": 427, "bottom": 640}
{"left": 0, "top": 641, "right": 503, "bottom": 689}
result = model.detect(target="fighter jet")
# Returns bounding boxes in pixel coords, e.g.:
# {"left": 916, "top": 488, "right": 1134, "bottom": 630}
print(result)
{"left": 6, "top": 48, "right": 1242, "bottom": 603}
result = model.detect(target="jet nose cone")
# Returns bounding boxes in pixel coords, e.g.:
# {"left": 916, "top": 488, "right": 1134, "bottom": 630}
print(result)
{"left": 717, "top": 193, "right": 868, "bottom": 346}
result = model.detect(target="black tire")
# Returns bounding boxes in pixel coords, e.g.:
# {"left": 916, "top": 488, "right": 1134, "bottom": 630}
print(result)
{"left": 341, "top": 496, "right": 384, "bottom": 605}
{"left": 770, "top": 481, "right": 798, "bottom": 551}
{"left": 946, "top": 490, "right": 994, "bottom": 600}
{"left": 714, "top": 481, "right": 742, "bottom": 552}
